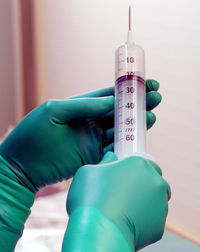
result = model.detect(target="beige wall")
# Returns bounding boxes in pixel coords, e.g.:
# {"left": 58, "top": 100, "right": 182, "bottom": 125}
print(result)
{"left": 0, "top": 0, "right": 15, "bottom": 136}
{"left": 43, "top": 0, "right": 200, "bottom": 239}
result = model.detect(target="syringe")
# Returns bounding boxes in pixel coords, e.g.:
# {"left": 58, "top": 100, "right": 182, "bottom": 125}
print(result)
{"left": 114, "top": 5, "right": 153, "bottom": 160}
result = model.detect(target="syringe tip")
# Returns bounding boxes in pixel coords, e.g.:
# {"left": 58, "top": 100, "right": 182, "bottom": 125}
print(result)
{"left": 127, "top": 4, "right": 134, "bottom": 43}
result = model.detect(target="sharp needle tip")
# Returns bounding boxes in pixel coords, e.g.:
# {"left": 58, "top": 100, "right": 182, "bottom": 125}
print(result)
{"left": 129, "top": 5, "right": 132, "bottom": 31}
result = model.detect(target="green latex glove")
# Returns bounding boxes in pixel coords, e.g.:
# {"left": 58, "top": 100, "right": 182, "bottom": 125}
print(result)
{"left": 0, "top": 80, "right": 161, "bottom": 192}
{"left": 0, "top": 80, "right": 161, "bottom": 251}
{"left": 0, "top": 157, "right": 34, "bottom": 252}
{"left": 62, "top": 152, "right": 171, "bottom": 252}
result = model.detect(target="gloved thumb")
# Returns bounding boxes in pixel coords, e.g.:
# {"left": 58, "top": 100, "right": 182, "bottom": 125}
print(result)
{"left": 99, "top": 151, "right": 118, "bottom": 164}
{"left": 50, "top": 96, "right": 114, "bottom": 123}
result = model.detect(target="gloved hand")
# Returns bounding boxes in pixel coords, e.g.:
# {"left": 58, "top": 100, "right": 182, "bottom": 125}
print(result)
{"left": 0, "top": 80, "right": 161, "bottom": 192}
{"left": 62, "top": 152, "right": 171, "bottom": 252}
{"left": 0, "top": 80, "right": 161, "bottom": 251}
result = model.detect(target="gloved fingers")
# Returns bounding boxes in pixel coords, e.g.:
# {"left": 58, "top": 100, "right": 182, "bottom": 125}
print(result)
{"left": 51, "top": 96, "right": 114, "bottom": 123}
{"left": 101, "top": 110, "right": 156, "bottom": 131}
{"left": 67, "top": 79, "right": 159, "bottom": 99}
{"left": 103, "top": 143, "right": 114, "bottom": 155}
{"left": 102, "top": 110, "right": 157, "bottom": 131}
{"left": 102, "top": 110, "right": 156, "bottom": 132}
{"left": 103, "top": 112, "right": 157, "bottom": 147}
{"left": 146, "top": 111, "right": 156, "bottom": 129}
{"left": 68, "top": 87, "right": 114, "bottom": 99}
{"left": 104, "top": 128, "right": 114, "bottom": 145}
{"left": 146, "top": 79, "right": 160, "bottom": 93}
{"left": 99, "top": 151, "right": 118, "bottom": 164}
{"left": 146, "top": 91, "right": 162, "bottom": 111}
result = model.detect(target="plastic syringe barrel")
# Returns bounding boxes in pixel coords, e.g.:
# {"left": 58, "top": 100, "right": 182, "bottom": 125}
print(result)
{"left": 114, "top": 42, "right": 148, "bottom": 159}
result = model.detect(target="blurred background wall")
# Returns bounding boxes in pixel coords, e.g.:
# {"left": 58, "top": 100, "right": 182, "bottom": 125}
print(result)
{"left": 0, "top": 0, "right": 200, "bottom": 246}
{"left": 0, "top": 1, "right": 15, "bottom": 136}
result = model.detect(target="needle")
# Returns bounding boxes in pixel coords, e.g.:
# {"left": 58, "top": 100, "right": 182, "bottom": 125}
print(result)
{"left": 127, "top": 4, "right": 133, "bottom": 42}
{"left": 129, "top": 5, "right": 132, "bottom": 31}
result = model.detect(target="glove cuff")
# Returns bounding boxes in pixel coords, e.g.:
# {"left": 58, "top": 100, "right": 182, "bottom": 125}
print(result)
{"left": 62, "top": 207, "right": 133, "bottom": 252}
{"left": 0, "top": 155, "right": 35, "bottom": 251}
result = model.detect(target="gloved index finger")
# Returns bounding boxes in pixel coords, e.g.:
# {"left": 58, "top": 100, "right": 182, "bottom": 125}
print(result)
{"left": 68, "top": 87, "right": 114, "bottom": 99}
{"left": 52, "top": 96, "right": 114, "bottom": 123}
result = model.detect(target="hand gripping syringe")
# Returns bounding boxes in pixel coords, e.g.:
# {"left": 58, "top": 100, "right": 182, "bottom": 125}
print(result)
{"left": 114, "top": 5, "right": 153, "bottom": 160}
